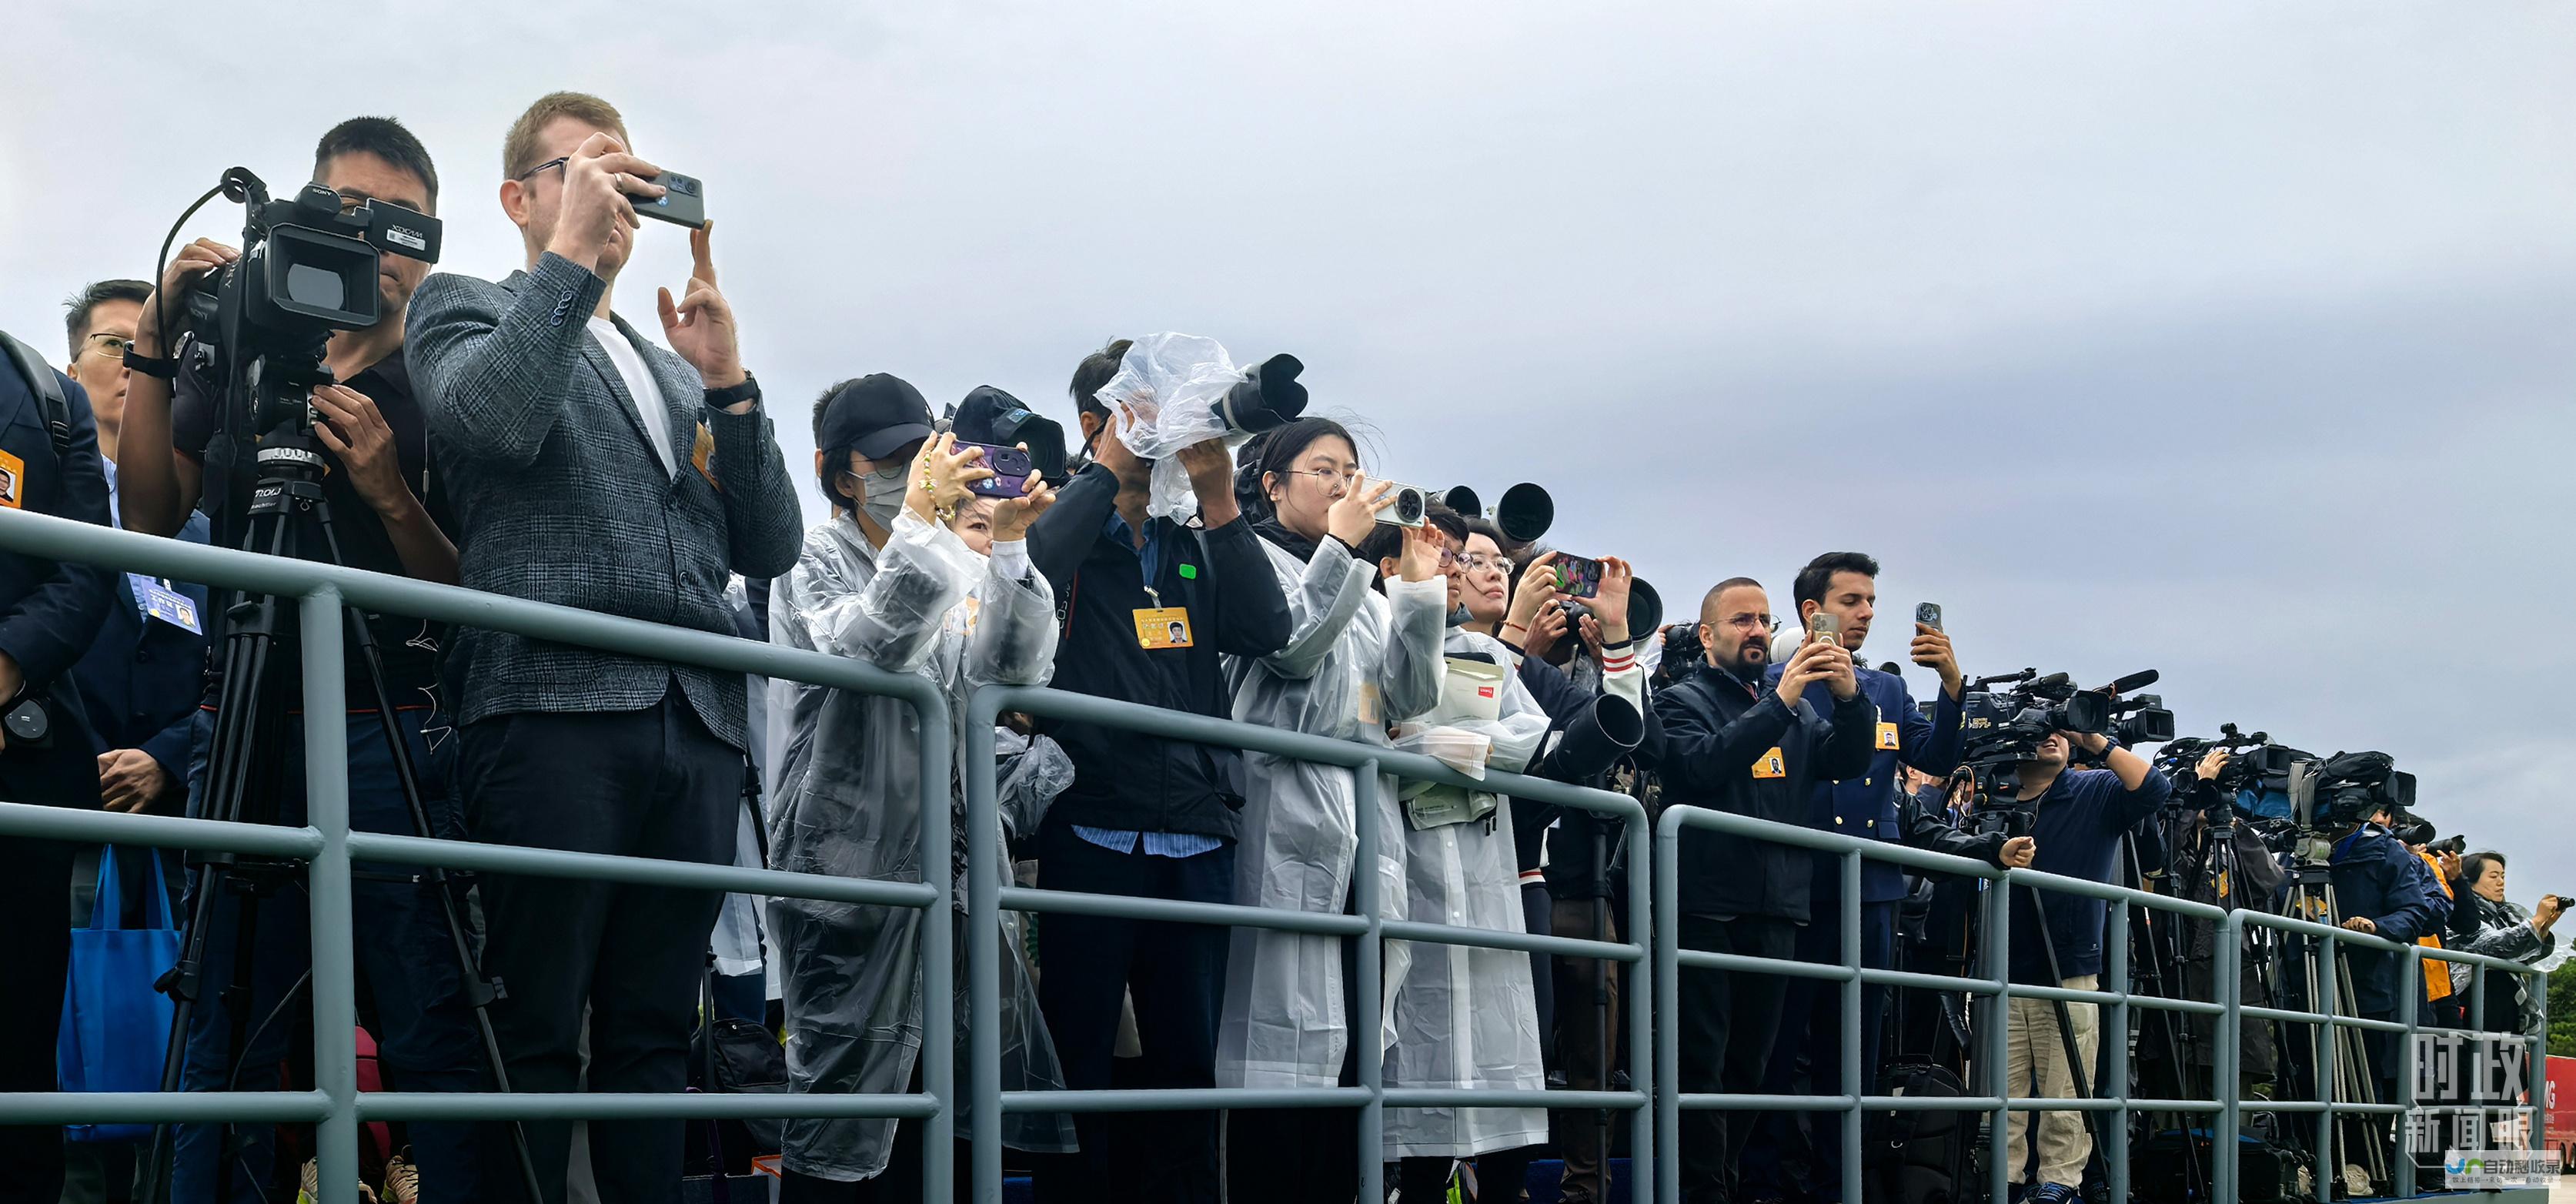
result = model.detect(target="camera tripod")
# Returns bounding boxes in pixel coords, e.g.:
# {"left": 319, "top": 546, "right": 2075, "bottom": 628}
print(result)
{"left": 135, "top": 411, "right": 541, "bottom": 1204}
{"left": 2266, "top": 855, "right": 2389, "bottom": 1194}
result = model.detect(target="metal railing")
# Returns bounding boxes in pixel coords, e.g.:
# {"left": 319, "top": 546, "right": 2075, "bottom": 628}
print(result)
{"left": 0, "top": 506, "right": 2551, "bottom": 1202}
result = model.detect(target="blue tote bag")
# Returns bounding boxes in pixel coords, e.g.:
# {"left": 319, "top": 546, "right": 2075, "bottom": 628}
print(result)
{"left": 57, "top": 845, "right": 180, "bottom": 1142}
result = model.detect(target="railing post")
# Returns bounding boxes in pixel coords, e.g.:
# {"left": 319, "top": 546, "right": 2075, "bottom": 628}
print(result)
{"left": 1983, "top": 871, "right": 2011, "bottom": 1204}
{"left": 1652, "top": 811, "right": 1683, "bottom": 1204}
{"left": 2394, "top": 945, "right": 2418, "bottom": 1199}
{"left": 301, "top": 588, "right": 359, "bottom": 1204}
{"left": 1839, "top": 849, "right": 1863, "bottom": 1204}
{"left": 1354, "top": 762, "right": 1385, "bottom": 1203}
{"left": 917, "top": 701, "right": 955, "bottom": 1202}
{"left": 1624, "top": 802, "right": 1653, "bottom": 1204}
{"left": 2213, "top": 909, "right": 2241, "bottom": 1200}
{"left": 2104, "top": 897, "right": 2129, "bottom": 1203}
{"left": 2321, "top": 924, "right": 2342, "bottom": 1194}
{"left": 964, "top": 708, "right": 1002, "bottom": 1204}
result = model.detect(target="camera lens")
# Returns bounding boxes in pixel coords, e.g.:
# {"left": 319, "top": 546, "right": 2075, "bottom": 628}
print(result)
{"left": 1394, "top": 488, "right": 1425, "bottom": 522}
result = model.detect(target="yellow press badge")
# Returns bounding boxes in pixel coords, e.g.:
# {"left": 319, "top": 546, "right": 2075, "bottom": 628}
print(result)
{"left": 1877, "top": 721, "right": 1902, "bottom": 751}
{"left": 1133, "top": 607, "right": 1193, "bottom": 650}
{"left": 1752, "top": 747, "right": 1787, "bottom": 779}
{"left": 0, "top": 449, "right": 23, "bottom": 510}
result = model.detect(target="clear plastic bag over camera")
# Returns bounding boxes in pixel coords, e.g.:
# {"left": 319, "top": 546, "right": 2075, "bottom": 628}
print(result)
{"left": 1094, "top": 332, "right": 1246, "bottom": 523}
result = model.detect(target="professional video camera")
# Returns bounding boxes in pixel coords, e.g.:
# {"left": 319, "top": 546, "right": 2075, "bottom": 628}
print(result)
{"left": 1954, "top": 667, "right": 2113, "bottom": 802}
{"left": 2287, "top": 749, "right": 2414, "bottom": 832}
{"left": 2106, "top": 691, "right": 2177, "bottom": 746}
{"left": 163, "top": 166, "right": 443, "bottom": 439}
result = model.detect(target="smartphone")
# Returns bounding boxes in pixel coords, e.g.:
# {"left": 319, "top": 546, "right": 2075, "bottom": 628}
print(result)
{"left": 1808, "top": 610, "right": 1842, "bottom": 644}
{"left": 1916, "top": 602, "right": 1943, "bottom": 633}
{"left": 1552, "top": 554, "right": 1604, "bottom": 599}
{"left": 633, "top": 171, "right": 707, "bottom": 229}
{"left": 956, "top": 441, "right": 1035, "bottom": 499}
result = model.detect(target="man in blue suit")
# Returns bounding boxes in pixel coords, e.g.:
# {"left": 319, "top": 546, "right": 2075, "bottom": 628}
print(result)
{"left": 0, "top": 326, "right": 119, "bottom": 1204}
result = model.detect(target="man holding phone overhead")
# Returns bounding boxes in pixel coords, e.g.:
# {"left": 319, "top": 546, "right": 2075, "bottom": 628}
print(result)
{"left": 405, "top": 90, "right": 801, "bottom": 1204}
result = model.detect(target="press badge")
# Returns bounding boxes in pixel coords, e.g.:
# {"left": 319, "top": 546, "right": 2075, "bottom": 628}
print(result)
{"left": 0, "top": 449, "right": 22, "bottom": 510}
{"left": 1752, "top": 747, "right": 1787, "bottom": 779}
{"left": 131, "top": 575, "right": 202, "bottom": 634}
{"left": 1876, "top": 721, "right": 1902, "bottom": 751}
{"left": 1133, "top": 606, "right": 1193, "bottom": 650}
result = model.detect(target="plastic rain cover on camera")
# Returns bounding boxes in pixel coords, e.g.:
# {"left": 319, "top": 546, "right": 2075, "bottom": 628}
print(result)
{"left": 766, "top": 510, "right": 1075, "bottom": 1181}
{"left": 1217, "top": 536, "right": 1448, "bottom": 1091}
{"left": 1094, "top": 332, "right": 1249, "bottom": 523}
{"left": 1380, "top": 627, "right": 1550, "bottom": 1159}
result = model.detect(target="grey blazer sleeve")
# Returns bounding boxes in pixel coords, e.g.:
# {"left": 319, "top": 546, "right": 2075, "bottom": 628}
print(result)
{"left": 707, "top": 401, "right": 802, "bottom": 580}
{"left": 405, "top": 253, "right": 608, "bottom": 470}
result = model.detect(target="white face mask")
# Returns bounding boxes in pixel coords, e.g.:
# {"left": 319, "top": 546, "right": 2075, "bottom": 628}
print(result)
{"left": 857, "top": 463, "right": 908, "bottom": 527}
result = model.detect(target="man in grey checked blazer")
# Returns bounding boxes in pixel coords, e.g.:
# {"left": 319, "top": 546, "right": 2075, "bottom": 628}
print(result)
{"left": 404, "top": 92, "right": 799, "bottom": 1204}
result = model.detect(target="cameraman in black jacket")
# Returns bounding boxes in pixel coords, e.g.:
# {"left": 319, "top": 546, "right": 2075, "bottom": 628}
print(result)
{"left": 1649, "top": 577, "right": 1875, "bottom": 1203}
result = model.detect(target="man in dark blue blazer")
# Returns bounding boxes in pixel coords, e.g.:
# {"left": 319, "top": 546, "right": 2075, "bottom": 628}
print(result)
{"left": 0, "top": 328, "right": 118, "bottom": 1204}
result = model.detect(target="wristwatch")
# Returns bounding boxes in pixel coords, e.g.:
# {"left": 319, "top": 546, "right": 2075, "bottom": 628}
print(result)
{"left": 704, "top": 372, "right": 760, "bottom": 410}
{"left": 123, "top": 345, "right": 179, "bottom": 380}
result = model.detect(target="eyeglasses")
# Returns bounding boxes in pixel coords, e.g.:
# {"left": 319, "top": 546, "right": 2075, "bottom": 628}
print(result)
{"left": 1281, "top": 467, "right": 1361, "bottom": 490}
{"left": 1716, "top": 614, "right": 1782, "bottom": 633}
{"left": 1441, "top": 551, "right": 1514, "bottom": 574}
{"left": 82, "top": 333, "right": 133, "bottom": 361}
{"left": 516, "top": 156, "right": 571, "bottom": 181}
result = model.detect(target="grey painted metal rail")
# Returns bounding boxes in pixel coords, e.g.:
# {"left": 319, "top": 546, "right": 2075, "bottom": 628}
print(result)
{"left": 0, "top": 508, "right": 2552, "bottom": 1202}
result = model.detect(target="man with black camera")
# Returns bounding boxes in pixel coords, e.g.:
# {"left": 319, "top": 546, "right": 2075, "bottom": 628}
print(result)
{"left": 1995, "top": 728, "right": 2170, "bottom": 1204}
{"left": 1020, "top": 339, "right": 1293, "bottom": 1204}
{"left": 405, "top": 92, "right": 801, "bottom": 1204}
{"left": 1650, "top": 576, "right": 1877, "bottom": 1204}
{"left": 0, "top": 320, "right": 115, "bottom": 1204}
{"left": 2327, "top": 799, "right": 2450, "bottom": 1114}
{"left": 115, "top": 116, "right": 489, "bottom": 1201}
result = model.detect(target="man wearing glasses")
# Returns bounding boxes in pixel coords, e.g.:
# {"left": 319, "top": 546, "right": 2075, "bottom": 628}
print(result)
{"left": 405, "top": 92, "right": 801, "bottom": 1204}
{"left": 115, "top": 115, "right": 485, "bottom": 1202}
{"left": 1647, "top": 576, "right": 1876, "bottom": 1204}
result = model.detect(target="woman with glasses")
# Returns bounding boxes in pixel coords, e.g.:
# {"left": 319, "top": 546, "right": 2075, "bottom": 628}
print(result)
{"left": 2447, "top": 851, "right": 2562, "bottom": 1033}
{"left": 1217, "top": 417, "right": 1448, "bottom": 1204}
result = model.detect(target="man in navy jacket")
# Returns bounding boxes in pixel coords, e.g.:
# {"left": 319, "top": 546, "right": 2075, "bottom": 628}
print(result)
{"left": 1747, "top": 552, "right": 1969, "bottom": 1202}
{"left": 1649, "top": 576, "right": 1876, "bottom": 1204}
{"left": 2330, "top": 805, "right": 2450, "bottom": 1112}
{"left": 0, "top": 333, "right": 117, "bottom": 1204}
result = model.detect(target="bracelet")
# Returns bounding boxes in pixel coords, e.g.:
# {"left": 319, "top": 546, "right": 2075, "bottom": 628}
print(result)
{"left": 123, "top": 346, "right": 179, "bottom": 380}
{"left": 1502, "top": 620, "right": 1529, "bottom": 634}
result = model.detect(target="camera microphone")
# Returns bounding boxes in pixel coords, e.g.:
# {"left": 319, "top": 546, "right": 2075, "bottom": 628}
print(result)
{"left": 2102, "top": 669, "right": 2160, "bottom": 694}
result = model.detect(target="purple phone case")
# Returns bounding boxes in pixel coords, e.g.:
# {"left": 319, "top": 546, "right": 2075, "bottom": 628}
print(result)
{"left": 959, "top": 442, "right": 1034, "bottom": 499}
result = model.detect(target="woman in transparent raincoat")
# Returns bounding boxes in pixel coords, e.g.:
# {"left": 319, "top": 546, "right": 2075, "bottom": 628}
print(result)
{"left": 1382, "top": 517, "right": 1554, "bottom": 1199}
{"left": 1215, "top": 418, "right": 1448, "bottom": 1204}
{"left": 766, "top": 376, "right": 1073, "bottom": 1200}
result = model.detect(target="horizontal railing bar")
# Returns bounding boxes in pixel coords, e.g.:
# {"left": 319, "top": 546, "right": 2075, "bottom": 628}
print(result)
{"left": 1861, "top": 966, "right": 2004, "bottom": 996}
{"left": 1382, "top": 1089, "right": 1642, "bottom": 1109}
{"left": 2234, "top": 907, "right": 2541, "bottom": 970}
{"left": 1673, "top": 949, "right": 1853, "bottom": 982}
{"left": 2236, "top": 1005, "right": 2408, "bottom": 1033}
{"left": 356, "top": 1092, "right": 941, "bottom": 1121}
{"left": 1678, "top": 1093, "right": 2219, "bottom": 1112}
{"left": 0, "top": 801, "right": 322, "bottom": 858}
{"left": 1001, "top": 1088, "right": 1372, "bottom": 1113}
{"left": 977, "top": 684, "right": 1640, "bottom": 822}
{"left": 0, "top": 509, "right": 943, "bottom": 706}
{"left": 1381, "top": 919, "right": 1642, "bottom": 963}
{"left": 0, "top": 1090, "right": 332, "bottom": 1124}
{"left": 997, "top": 885, "right": 1367, "bottom": 935}
{"left": 345, "top": 831, "right": 937, "bottom": 908}
{"left": 2010, "top": 982, "right": 2227, "bottom": 1015}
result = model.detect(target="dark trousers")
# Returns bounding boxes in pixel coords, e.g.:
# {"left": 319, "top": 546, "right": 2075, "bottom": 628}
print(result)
{"left": 0, "top": 736, "right": 90, "bottom": 1204}
{"left": 1550, "top": 896, "right": 1622, "bottom": 1204}
{"left": 172, "top": 707, "right": 486, "bottom": 1202}
{"left": 1393, "top": 1146, "right": 1534, "bottom": 1202}
{"left": 1031, "top": 815, "right": 1231, "bottom": 1204}
{"left": 1674, "top": 915, "right": 1796, "bottom": 1204}
{"left": 459, "top": 691, "right": 740, "bottom": 1204}
{"left": 1744, "top": 898, "right": 1896, "bottom": 1202}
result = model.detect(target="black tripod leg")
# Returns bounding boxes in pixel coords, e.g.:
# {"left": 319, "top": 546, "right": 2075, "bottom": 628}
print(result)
{"left": 312, "top": 505, "right": 545, "bottom": 1203}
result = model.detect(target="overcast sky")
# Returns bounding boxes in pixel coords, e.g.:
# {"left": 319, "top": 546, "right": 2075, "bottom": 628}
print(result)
{"left": 5, "top": 2, "right": 2571, "bottom": 897}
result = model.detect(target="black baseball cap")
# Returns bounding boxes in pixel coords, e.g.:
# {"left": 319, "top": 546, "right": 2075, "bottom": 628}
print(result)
{"left": 817, "top": 374, "right": 934, "bottom": 460}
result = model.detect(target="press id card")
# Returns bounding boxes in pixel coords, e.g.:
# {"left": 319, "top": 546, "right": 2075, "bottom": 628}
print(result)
{"left": 1133, "top": 606, "right": 1193, "bottom": 650}
{"left": 1752, "top": 747, "right": 1787, "bottom": 779}
{"left": 130, "top": 575, "right": 202, "bottom": 634}
{"left": 1877, "top": 721, "right": 1902, "bottom": 751}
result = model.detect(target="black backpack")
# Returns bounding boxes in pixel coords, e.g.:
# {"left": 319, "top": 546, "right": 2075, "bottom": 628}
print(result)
{"left": 0, "top": 329, "right": 76, "bottom": 462}
{"left": 1863, "top": 1056, "right": 1976, "bottom": 1204}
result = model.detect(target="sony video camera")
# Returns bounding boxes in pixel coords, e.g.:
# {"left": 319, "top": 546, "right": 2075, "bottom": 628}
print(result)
{"left": 1954, "top": 667, "right": 2116, "bottom": 808}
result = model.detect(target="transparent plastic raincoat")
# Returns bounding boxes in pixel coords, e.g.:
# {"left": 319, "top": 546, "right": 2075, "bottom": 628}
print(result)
{"left": 1380, "top": 627, "right": 1553, "bottom": 1159}
{"left": 1214, "top": 533, "right": 1448, "bottom": 1089}
{"left": 766, "top": 510, "right": 1075, "bottom": 1182}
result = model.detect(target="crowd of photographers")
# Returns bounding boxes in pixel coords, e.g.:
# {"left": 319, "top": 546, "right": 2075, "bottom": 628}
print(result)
{"left": 0, "top": 95, "right": 2562, "bottom": 1204}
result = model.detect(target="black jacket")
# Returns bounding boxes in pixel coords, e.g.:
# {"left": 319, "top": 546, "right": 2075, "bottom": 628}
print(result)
{"left": 1649, "top": 659, "right": 1876, "bottom": 922}
{"left": 1024, "top": 463, "right": 1292, "bottom": 840}
{"left": 0, "top": 353, "right": 115, "bottom": 804}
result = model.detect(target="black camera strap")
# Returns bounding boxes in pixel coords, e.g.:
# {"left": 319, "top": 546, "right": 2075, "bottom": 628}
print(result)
{"left": 0, "top": 330, "right": 75, "bottom": 463}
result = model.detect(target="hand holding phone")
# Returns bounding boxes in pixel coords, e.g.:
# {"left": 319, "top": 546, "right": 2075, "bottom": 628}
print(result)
{"left": 1807, "top": 610, "right": 1843, "bottom": 646}
{"left": 955, "top": 442, "right": 1036, "bottom": 499}
{"left": 1916, "top": 602, "right": 1943, "bottom": 633}
{"left": 632, "top": 171, "right": 707, "bottom": 229}
{"left": 1552, "top": 554, "right": 1604, "bottom": 599}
